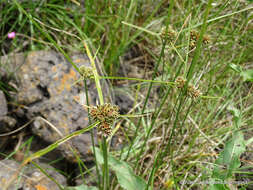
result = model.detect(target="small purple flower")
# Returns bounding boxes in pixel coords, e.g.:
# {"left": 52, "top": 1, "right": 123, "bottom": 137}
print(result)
{"left": 7, "top": 32, "right": 16, "bottom": 39}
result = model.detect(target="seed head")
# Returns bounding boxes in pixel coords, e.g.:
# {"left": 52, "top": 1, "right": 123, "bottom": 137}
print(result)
{"left": 99, "top": 122, "right": 112, "bottom": 137}
{"left": 187, "top": 84, "right": 201, "bottom": 99}
{"left": 190, "top": 30, "right": 199, "bottom": 41}
{"left": 190, "top": 30, "right": 210, "bottom": 49}
{"left": 189, "top": 40, "right": 197, "bottom": 50}
{"left": 160, "top": 26, "right": 177, "bottom": 41}
{"left": 203, "top": 35, "right": 211, "bottom": 45}
{"left": 175, "top": 76, "right": 186, "bottom": 89}
{"left": 90, "top": 103, "right": 119, "bottom": 122}
{"left": 90, "top": 103, "right": 120, "bottom": 137}
{"left": 79, "top": 65, "right": 93, "bottom": 79}
{"left": 175, "top": 77, "right": 202, "bottom": 99}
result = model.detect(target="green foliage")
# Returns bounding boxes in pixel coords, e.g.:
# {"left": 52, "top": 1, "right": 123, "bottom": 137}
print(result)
{"left": 241, "top": 69, "right": 253, "bottom": 82}
{"left": 211, "top": 131, "right": 246, "bottom": 179}
{"left": 65, "top": 184, "right": 98, "bottom": 190}
{"left": 208, "top": 106, "right": 246, "bottom": 189}
{"left": 229, "top": 63, "right": 253, "bottom": 82}
{"left": 1, "top": 0, "right": 253, "bottom": 189}
{"left": 208, "top": 184, "right": 230, "bottom": 190}
{"left": 94, "top": 147, "right": 148, "bottom": 190}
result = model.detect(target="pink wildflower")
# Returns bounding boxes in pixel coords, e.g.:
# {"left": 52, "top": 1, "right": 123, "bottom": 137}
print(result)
{"left": 7, "top": 32, "right": 16, "bottom": 39}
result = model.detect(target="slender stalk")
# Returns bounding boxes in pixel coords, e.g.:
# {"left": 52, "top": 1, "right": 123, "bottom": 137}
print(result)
{"left": 84, "top": 42, "right": 104, "bottom": 105}
{"left": 125, "top": 38, "right": 167, "bottom": 161}
{"left": 167, "top": 1, "right": 214, "bottom": 188}
{"left": 84, "top": 81, "right": 101, "bottom": 189}
{"left": 186, "top": 0, "right": 213, "bottom": 81}
{"left": 83, "top": 41, "right": 108, "bottom": 189}
{"left": 100, "top": 76, "right": 175, "bottom": 86}
{"left": 132, "top": 0, "right": 175, "bottom": 169}
{"left": 102, "top": 137, "right": 109, "bottom": 190}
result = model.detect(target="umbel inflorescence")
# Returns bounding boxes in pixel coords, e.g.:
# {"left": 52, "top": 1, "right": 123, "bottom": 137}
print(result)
{"left": 90, "top": 103, "right": 120, "bottom": 137}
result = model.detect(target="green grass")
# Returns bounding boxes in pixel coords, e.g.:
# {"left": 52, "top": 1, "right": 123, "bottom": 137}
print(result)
{"left": 1, "top": 0, "right": 253, "bottom": 189}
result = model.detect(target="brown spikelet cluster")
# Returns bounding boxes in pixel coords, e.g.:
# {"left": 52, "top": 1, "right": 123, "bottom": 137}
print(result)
{"left": 160, "top": 26, "right": 177, "bottom": 41}
{"left": 190, "top": 30, "right": 211, "bottom": 50}
{"left": 202, "top": 35, "right": 211, "bottom": 45}
{"left": 90, "top": 103, "right": 120, "bottom": 137}
{"left": 175, "top": 76, "right": 186, "bottom": 89}
{"left": 187, "top": 84, "right": 201, "bottom": 99}
{"left": 190, "top": 30, "right": 199, "bottom": 41}
{"left": 189, "top": 30, "right": 199, "bottom": 49}
{"left": 79, "top": 65, "right": 94, "bottom": 79}
{"left": 175, "top": 76, "right": 202, "bottom": 99}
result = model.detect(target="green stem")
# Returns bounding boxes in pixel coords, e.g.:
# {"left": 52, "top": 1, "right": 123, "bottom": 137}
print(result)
{"left": 84, "top": 80, "right": 102, "bottom": 189}
{"left": 167, "top": 1, "right": 214, "bottom": 188}
{"left": 102, "top": 137, "right": 109, "bottom": 190}
{"left": 84, "top": 42, "right": 108, "bottom": 189}
{"left": 125, "top": 38, "right": 167, "bottom": 161}
{"left": 186, "top": 0, "right": 213, "bottom": 81}
{"left": 99, "top": 76, "right": 175, "bottom": 86}
{"left": 133, "top": 0, "right": 175, "bottom": 169}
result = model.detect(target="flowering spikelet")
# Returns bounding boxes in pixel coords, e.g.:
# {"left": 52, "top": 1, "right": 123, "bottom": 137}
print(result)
{"left": 189, "top": 41, "right": 197, "bottom": 50}
{"left": 79, "top": 65, "right": 94, "bottom": 79}
{"left": 202, "top": 35, "right": 211, "bottom": 45}
{"left": 175, "top": 76, "right": 186, "bottom": 89}
{"left": 189, "top": 30, "right": 199, "bottom": 50}
{"left": 189, "top": 30, "right": 211, "bottom": 49}
{"left": 187, "top": 84, "right": 201, "bottom": 99}
{"left": 99, "top": 122, "right": 112, "bottom": 137}
{"left": 90, "top": 103, "right": 120, "bottom": 137}
{"left": 190, "top": 30, "right": 199, "bottom": 41}
{"left": 175, "top": 76, "right": 201, "bottom": 99}
{"left": 90, "top": 103, "right": 119, "bottom": 122}
{"left": 160, "top": 26, "right": 177, "bottom": 41}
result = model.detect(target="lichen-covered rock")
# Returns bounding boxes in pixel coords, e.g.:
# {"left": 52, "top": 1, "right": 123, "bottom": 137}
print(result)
{"left": 0, "top": 91, "right": 17, "bottom": 134}
{"left": 0, "top": 90, "right": 7, "bottom": 116}
{"left": 1, "top": 50, "right": 133, "bottom": 163}
{"left": 15, "top": 51, "right": 110, "bottom": 162}
{"left": 113, "top": 88, "right": 134, "bottom": 114}
{"left": 0, "top": 159, "right": 66, "bottom": 190}
{"left": 0, "top": 116, "right": 17, "bottom": 133}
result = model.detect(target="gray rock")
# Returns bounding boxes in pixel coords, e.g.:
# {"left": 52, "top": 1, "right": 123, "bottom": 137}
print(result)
{"left": 1, "top": 50, "right": 133, "bottom": 163}
{"left": 0, "top": 159, "right": 66, "bottom": 190}
{"left": 114, "top": 88, "right": 134, "bottom": 114}
{"left": 0, "top": 116, "right": 17, "bottom": 133}
{"left": 15, "top": 51, "right": 109, "bottom": 161}
{"left": 0, "top": 90, "right": 7, "bottom": 116}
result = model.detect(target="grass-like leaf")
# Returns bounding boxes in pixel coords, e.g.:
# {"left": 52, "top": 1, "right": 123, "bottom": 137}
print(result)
{"left": 23, "top": 121, "right": 99, "bottom": 164}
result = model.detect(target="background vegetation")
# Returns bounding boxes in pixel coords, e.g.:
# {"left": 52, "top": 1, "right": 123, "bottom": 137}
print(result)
{"left": 0, "top": 0, "right": 253, "bottom": 189}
